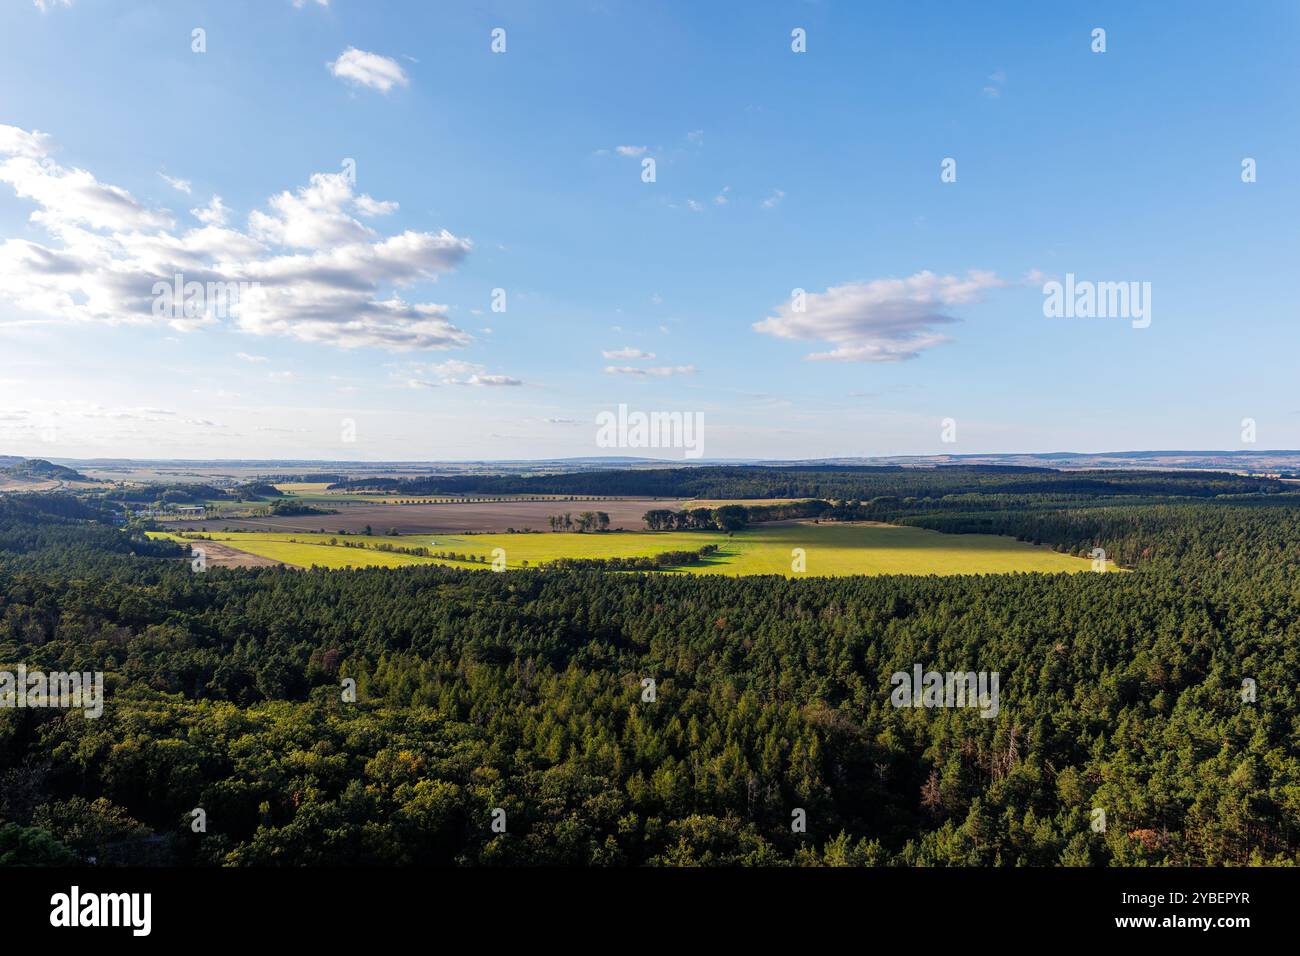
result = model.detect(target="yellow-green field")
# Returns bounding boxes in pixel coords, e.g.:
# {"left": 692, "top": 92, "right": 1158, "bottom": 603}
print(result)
{"left": 684, "top": 498, "right": 814, "bottom": 509}
{"left": 152, "top": 521, "right": 1096, "bottom": 576}
{"left": 272, "top": 482, "right": 335, "bottom": 494}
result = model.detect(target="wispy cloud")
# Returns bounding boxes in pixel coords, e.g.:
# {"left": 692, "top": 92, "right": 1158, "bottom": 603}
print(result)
{"left": 604, "top": 365, "right": 696, "bottom": 377}
{"left": 602, "top": 347, "right": 656, "bottom": 360}
{"left": 159, "top": 172, "right": 192, "bottom": 195}
{"left": 982, "top": 70, "right": 1007, "bottom": 98}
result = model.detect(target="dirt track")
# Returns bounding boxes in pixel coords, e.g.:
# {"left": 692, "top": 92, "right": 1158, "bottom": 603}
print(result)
{"left": 188, "top": 540, "right": 290, "bottom": 569}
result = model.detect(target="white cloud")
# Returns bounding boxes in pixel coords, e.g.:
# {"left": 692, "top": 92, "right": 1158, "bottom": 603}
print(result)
{"left": 0, "top": 127, "right": 51, "bottom": 158}
{"left": 604, "top": 365, "right": 696, "bottom": 377}
{"left": 614, "top": 145, "right": 647, "bottom": 157}
{"left": 328, "top": 48, "right": 409, "bottom": 93}
{"left": 190, "top": 195, "right": 229, "bottom": 226}
{"left": 753, "top": 270, "right": 1005, "bottom": 362}
{"left": 406, "top": 359, "right": 522, "bottom": 387}
{"left": 353, "top": 194, "right": 398, "bottom": 216}
{"left": 761, "top": 189, "right": 785, "bottom": 209}
{"left": 159, "top": 172, "right": 191, "bottom": 194}
{"left": 248, "top": 172, "right": 379, "bottom": 247}
{"left": 33, "top": 0, "right": 72, "bottom": 11}
{"left": 602, "top": 347, "right": 655, "bottom": 360}
{"left": 0, "top": 124, "right": 473, "bottom": 352}
{"left": 0, "top": 136, "right": 172, "bottom": 232}
{"left": 236, "top": 352, "right": 268, "bottom": 363}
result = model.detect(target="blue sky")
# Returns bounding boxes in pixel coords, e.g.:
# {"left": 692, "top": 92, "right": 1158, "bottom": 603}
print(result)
{"left": 1, "top": 0, "right": 1297, "bottom": 460}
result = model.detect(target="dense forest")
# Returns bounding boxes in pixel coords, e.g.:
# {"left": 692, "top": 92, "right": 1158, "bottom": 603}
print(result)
{"left": 1, "top": 469, "right": 1298, "bottom": 866}
{"left": 331, "top": 464, "right": 1283, "bottom": 501}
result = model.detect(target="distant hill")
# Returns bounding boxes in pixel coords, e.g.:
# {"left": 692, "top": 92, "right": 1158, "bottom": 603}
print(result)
{"left": 2, "top": 458, "right": 89, "bottom": 482}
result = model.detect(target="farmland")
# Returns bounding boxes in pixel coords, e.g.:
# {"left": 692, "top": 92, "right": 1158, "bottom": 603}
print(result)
{"left": 154, "top": 521, "right": 1096, "bottom": 576}
{"left": 176, "top": 496, "right": 689, "bottom": 534}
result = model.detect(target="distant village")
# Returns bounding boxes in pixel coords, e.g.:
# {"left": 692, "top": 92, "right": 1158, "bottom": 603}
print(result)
{"left": 127, "top": 504, "right": 206, "bottom": 519}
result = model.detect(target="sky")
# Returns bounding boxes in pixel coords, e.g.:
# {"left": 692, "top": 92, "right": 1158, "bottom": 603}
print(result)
{"left": 0, "top": 0, "right": 1297, "bottom": 462}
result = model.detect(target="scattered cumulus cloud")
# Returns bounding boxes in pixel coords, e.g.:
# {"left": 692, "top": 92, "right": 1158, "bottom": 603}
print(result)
{"left": 754, "top": 270, "right": 1006, "bottom": 362}
{"left": 328, "top": 48, "right": 409, "bottom": 93}
{"left": 0, "top": 124, "right": 474, "bottom": 352}
{"left": 190, "top": 195, "right": 229, "bottom": 226}
{"left": 0, "top": 136, "right": 172, "bottom": 232}
{"left": 405, "top": 359, "right": 523, "bottom": 387}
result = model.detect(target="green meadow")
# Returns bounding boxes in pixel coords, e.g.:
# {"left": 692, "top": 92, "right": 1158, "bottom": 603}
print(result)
{"left": 153, "top": 522, "right": 1096, "bottom": 576}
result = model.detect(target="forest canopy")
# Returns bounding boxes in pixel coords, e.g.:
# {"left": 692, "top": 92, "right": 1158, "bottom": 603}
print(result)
{"left": 1, "top": 468, "right": 1298, "bottom": 867}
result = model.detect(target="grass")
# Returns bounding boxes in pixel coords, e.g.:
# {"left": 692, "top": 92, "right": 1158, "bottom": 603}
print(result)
{"left": 151, "top": 522, "right": 1096, "bottom": 576}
